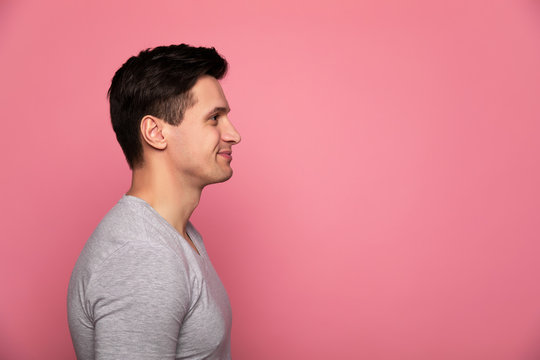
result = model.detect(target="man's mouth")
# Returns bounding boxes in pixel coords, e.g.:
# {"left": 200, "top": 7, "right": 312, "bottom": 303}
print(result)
{"left": 218, "top": 150, "right": 232, "bottom": 160}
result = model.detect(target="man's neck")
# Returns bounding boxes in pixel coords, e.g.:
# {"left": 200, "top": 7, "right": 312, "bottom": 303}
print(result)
{"left": 126, "top": 164, "right": 202, "bottom": 238}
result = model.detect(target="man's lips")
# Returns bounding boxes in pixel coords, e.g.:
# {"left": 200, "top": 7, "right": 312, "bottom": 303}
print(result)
{"left": 218, "top": 150, "right": 232, "bottom": 160}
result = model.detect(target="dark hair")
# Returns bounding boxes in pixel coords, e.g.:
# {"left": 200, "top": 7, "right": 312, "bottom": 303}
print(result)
{"left": 107, "top": 44, "right": 228, "bottom": 169}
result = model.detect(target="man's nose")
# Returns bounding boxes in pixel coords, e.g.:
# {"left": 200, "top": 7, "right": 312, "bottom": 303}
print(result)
{"left": 222, "top": 118, "right": 241, "bottom": 144}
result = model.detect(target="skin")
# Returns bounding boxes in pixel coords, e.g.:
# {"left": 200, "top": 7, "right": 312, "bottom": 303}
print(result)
{"left": 126, "top": 75, "right": 241, "bottom": 254}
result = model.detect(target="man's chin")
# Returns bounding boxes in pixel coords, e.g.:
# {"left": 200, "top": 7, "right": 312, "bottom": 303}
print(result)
{"left": 205, "top": 170, "right": 233, "bottom": 186}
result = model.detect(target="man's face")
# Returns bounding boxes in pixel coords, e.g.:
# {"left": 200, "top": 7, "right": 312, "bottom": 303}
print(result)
{"left": 164, "top": 75, "right": 241, "bottom": 188}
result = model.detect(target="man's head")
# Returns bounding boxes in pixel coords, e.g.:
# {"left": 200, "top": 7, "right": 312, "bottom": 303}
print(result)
{"left": 108, "top": 44, "right": 230, "bottom": 170}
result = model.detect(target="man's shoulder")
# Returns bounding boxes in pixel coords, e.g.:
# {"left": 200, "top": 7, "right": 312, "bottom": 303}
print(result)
{"left": 73, "top": 196, "right": 176, "bottom": 277}
{"left": 67, "top": 196, "right": 196, "bottom": 323}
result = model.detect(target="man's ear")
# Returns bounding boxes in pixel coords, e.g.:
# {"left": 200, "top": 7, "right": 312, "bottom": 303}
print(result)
{"left": 140, "top": 115, "right": 167, "bottom": 150}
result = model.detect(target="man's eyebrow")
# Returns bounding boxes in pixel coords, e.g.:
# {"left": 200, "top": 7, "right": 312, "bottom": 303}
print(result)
{"left": 205, "top": 106, "right": 231, "bottom": 117}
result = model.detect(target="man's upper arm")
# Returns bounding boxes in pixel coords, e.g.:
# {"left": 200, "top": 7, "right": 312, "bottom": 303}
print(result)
{"left": 89, "top": 242, "right": 191, "bottom": 360}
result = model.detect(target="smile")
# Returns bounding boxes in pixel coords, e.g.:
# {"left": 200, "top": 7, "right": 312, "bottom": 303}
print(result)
{"left": 218, "top": 151, "right": 232, "bottom": 160}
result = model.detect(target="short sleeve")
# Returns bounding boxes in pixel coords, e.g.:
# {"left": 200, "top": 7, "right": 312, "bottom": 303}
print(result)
{"left": 88, "top": 242, "right": 191, "bottom": 360}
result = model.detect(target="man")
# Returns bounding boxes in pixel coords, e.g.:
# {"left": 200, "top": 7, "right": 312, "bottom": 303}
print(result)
{"left": 67, "top": 44, "right": 241, "bottom": 360}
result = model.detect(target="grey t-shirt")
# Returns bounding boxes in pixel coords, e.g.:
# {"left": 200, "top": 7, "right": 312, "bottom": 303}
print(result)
{"left": 67, "top": 195, "right": 232, "bottom": 360}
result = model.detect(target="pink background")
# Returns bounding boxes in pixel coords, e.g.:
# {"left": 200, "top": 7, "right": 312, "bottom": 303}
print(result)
{"left": 1, "top": 0, "right": 540, "bottom": 359}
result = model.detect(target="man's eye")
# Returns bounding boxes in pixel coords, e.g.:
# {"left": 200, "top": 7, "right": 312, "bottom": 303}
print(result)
{"left": 210, "top": 115, "right": 219, "bottom": 122}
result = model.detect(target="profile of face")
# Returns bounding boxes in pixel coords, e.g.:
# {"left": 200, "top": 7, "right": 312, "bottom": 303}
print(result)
{"left": 162, "top": 75, "right": 241, "bottom": 188}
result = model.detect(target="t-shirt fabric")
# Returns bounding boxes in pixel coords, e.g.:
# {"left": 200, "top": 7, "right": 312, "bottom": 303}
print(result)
{"left": 67, "top": 195, "right": 232, "bottom": 360}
